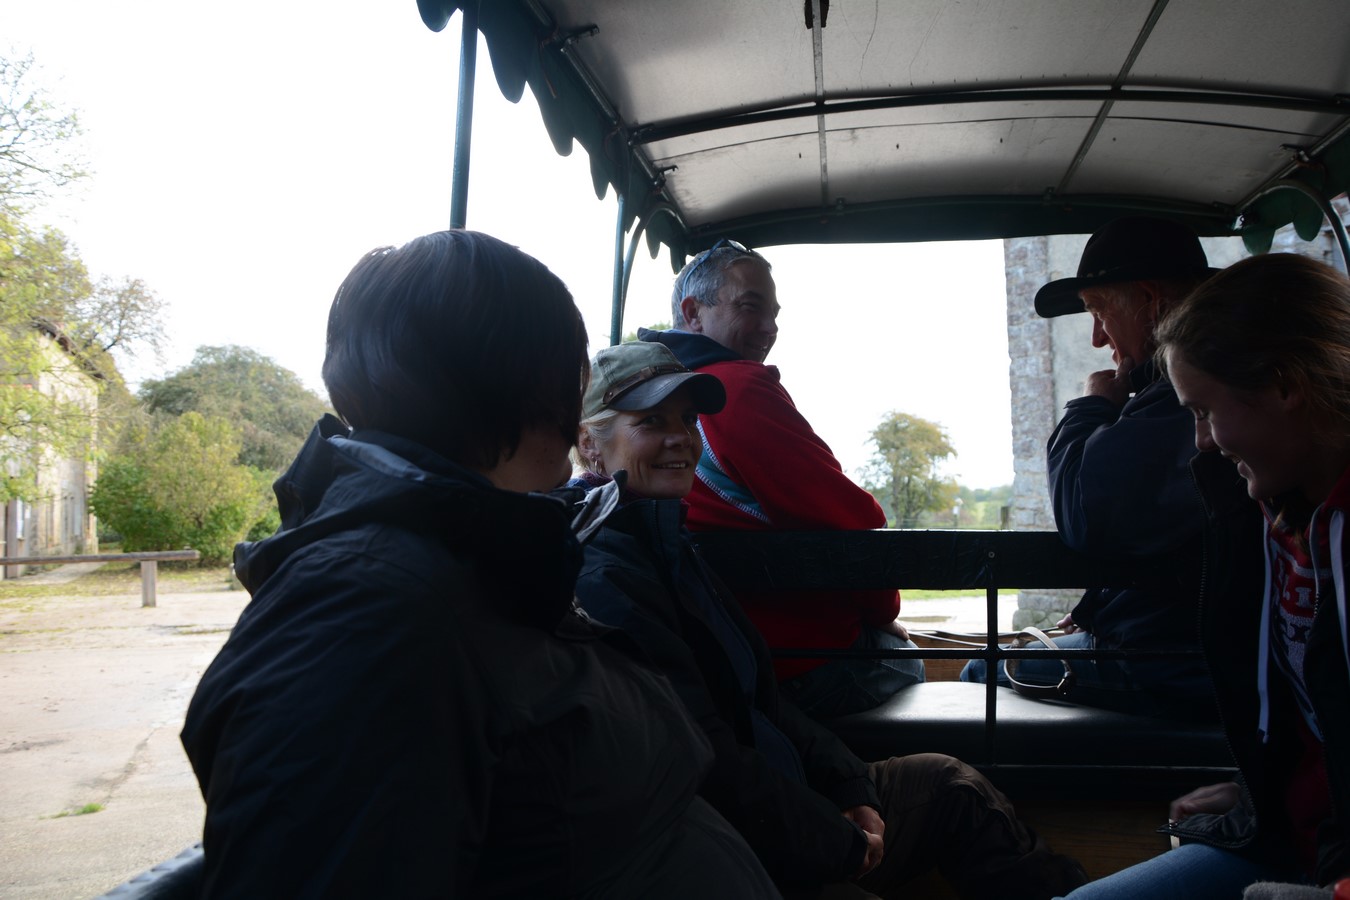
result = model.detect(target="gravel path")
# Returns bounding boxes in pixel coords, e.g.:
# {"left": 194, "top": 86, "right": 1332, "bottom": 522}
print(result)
{"left": 0, "top": 579, "right": 247, "bottom": 899}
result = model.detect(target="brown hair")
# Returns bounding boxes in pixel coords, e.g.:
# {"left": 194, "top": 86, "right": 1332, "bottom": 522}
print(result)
{"left": 1155, "top": 252, "right": 1350, "bottom": 441}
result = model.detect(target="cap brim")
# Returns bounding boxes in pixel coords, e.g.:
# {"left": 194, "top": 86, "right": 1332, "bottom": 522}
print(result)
{"left": 1034, "top": 277, "right": 1094, "bottom": 317}
{"left": 1033, "top": 266, "right": 1222, "bottom": 318}
{"left": 610, "top": 371, "right": 726, "bottom": 415}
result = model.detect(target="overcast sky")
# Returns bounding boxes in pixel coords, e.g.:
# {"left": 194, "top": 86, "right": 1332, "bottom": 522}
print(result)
{"left": 6, "top": 1, "right": 1017, "bottom": 488}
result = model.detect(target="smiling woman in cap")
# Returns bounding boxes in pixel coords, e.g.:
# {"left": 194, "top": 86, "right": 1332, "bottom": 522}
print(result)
{"left": 575, "top": 341, "right": 726, "bottom": 499}
{"left": 569, "top": 341, "right": 1089, "bottom": 897}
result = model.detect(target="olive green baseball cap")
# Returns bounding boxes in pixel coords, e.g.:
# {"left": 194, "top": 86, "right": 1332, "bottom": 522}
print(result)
{"left": 583, "top": 342, "right": 726, "bottom": 420}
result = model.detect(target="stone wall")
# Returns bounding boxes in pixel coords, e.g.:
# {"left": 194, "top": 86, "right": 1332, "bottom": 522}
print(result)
{"left": 1003, "top": 235, "right": 1087, "bottom": 626}
{"left": 1003, "top": 235, "right": 1056, "bottom": 533}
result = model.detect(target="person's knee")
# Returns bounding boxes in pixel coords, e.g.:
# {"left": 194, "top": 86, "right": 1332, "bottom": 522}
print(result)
{"left": 907, "top": 752, "right": 984, "bottom": 784}
{"left": 901, "top": 753, "right": 1019, "bottom": 826}
{"left": 873, "top": 753, "right": 987, "bottom": 801}
{"left": 894, "top": 653, "right": 926, "bottom": 684}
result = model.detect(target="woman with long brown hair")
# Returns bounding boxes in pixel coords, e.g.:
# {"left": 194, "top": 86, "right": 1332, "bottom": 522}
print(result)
{"left": 1061, "top": 252, "right": 1350, "bottom": 898}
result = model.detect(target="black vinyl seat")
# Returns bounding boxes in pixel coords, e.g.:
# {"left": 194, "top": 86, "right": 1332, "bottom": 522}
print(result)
{"left": 828, "top": 681, "right": 1234, "bottom": 799}
{"left": 95, "top": 843, "right": 203, "bottom": 900}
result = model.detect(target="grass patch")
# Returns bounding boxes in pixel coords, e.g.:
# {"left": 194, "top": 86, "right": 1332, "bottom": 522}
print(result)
{"left": 902, "top": 589, "right": 1016, "bottom": 601}
{"left": 0, "top": 562, "right": 236, "bottom": 601}
{"left": 52, "top": 802, "right": 104, "bottom": 818}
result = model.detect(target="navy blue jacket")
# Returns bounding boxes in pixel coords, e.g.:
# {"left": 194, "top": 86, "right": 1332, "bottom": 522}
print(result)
{"left": 1045, "top": 360, "right": 1250, "bottom": 708}
{"left": 639, "top": 326, "right": 740, "bottom": 368}
{"left": 575, "top": 493, "right": 877, "bottom": 887}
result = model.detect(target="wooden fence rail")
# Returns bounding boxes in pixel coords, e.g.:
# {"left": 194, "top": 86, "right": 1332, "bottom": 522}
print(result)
{"left": 0, "top": 550, "right": 201, "bottom": 607}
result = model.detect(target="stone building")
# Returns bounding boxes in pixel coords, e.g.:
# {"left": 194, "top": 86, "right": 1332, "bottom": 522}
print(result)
{"left": 1, "top": 324, "right": 100, "bottom": 578}
{"left": 1003, "top": 202, "right": 1349, "bottom": 626}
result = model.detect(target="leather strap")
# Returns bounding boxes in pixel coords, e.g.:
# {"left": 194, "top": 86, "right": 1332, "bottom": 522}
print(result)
{"left": 1005, "top": 625, "right": 1077, "bottom": 699}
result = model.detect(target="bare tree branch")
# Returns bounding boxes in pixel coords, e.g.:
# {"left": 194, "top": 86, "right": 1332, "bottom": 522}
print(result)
{"left": 0, "top": 50, "right": 89, "bottom": 211}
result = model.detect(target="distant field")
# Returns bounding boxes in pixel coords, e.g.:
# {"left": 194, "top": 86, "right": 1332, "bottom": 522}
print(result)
{"left": 902, "top": 588, "right": 1016, "bottom": 601}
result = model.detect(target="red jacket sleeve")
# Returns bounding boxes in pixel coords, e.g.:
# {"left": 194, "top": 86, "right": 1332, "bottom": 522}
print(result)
{"left": 690, "top": 361, "right": 899, "bottom": 630}
{"left": 698, "top": 360, "right": 887, "bottom": 531}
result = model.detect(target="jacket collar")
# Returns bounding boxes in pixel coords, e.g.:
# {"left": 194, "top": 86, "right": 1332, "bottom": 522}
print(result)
{"left": 569, "top": 470, "right": 689, "bottom": 521}
{"left": 1254, "top": 461, "right": 1350, "bottom": 744}
{"left": 639, "top": 327, "right": 744, "bottom": 369}
{"left": 1128, "top": 356, "right": 1162, "bottom": 394}
{"left": 240, "top": 415, "right": 583, "bottom": 631}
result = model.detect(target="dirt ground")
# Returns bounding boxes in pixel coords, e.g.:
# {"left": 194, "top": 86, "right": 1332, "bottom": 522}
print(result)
{"left": 0, "top": 566, "right": 248, "bottom": 899}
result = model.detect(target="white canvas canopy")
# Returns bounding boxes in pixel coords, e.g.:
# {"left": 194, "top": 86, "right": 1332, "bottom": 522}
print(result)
{"left": 419, "top": 1, "right": 1350, "bottom": 283}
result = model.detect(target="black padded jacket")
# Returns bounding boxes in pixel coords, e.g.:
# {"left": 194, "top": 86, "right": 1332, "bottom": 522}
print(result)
{"left": 575, "top": 494, "right": 878, "bottom": 889}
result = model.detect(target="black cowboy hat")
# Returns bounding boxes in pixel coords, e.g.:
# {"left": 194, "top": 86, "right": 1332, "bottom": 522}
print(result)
{"left": 1034, "top": 216, "right": 1220, "bottom": 318}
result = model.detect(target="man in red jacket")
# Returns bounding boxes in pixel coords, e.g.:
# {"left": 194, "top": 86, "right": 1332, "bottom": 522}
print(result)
{"left": 639, "top": 239, "right": 924, "bottom": 718}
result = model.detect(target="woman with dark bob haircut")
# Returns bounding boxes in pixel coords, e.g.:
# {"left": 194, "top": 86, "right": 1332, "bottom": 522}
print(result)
{"left": 182, "top": 230, "right": 778, "bottom": 898}
{"left": 1058, "top": 253, "right": 1350, "bottom": 899}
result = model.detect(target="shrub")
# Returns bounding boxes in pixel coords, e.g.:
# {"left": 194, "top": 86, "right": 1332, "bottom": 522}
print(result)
{"left": 245, "top": 466, "right": 281, "bottom": 541}
{"left": 90, "top": 412, "right": 270, "bottom": 564}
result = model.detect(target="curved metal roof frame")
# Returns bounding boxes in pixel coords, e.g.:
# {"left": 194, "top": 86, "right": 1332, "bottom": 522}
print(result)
{"left": 418, "top": 0, "right": 1350, "bottom": 274}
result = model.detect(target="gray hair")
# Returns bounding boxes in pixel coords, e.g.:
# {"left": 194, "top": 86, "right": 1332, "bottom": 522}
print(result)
{"left": 670, "top": 244, "right": 771, "bottom": 328}
{"left": 1081, "top": 275, "right": 1207, "bottom": 318}
{"left": 1079, "top": 282, "right": 1145, "bottom": 314}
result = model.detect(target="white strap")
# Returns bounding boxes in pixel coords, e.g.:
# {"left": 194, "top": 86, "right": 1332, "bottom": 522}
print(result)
{"left": 1331, "top": 511, "right": 1349, "bottom": 686}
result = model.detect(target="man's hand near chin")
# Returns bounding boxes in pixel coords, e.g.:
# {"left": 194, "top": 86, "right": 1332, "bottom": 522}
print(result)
{"left": 1084, "top": 355, "right": 1135, "bottom": 407}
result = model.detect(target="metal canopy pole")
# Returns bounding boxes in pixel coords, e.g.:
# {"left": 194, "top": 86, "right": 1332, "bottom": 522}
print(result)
{"left": 609, "top": 193, "right": 626, "bottom": 345}
{"left": 620, "top": 212, "right": 650, "bottom": 309}
{"left": 608, "top": 124, "right": 637, "bottom": 346}
{"left": 450, "top": 2, "right": 480, "bottom": 229}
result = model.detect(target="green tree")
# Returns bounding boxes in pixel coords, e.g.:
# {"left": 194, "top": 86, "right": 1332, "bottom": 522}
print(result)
{"left": 0, "top": 51, "right": 158, "bottom": 503}
{"left": 1, "top": 209, "right": 160, "bottom": 500}
{"left": 90, "top": 412, "right": 271, "bottom": 564}
{"left": 862, "top": 411, "right": 959, "bottom": 528}
{"left": 956, "top": 483, "right": 1013, "bottom": 529}
{"left": 0, "top": 211, "right": 98, "bottom": 501}
{"left": 620, "top": 322, "right": 670, "bottom": 344}
{"left": 138, "top": 345, "right": 328, "bottom": 472}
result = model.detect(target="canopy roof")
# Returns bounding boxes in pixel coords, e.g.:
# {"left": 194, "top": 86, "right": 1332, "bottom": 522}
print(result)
{"left": 419, "top": 0, "right": 1350, "bottom": 269}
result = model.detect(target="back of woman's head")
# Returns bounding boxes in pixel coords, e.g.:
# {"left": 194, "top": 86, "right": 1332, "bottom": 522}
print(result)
{"left": 1155, "top": 252, "right": 1350, "bottom": 434}
{"left": 322, "top": 230, "right": 589, "bottom": 469}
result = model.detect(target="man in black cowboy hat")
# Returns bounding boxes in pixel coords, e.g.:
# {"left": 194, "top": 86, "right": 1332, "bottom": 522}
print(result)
{"left": 963, "top": 216, "right": 1245, "bottom": 718}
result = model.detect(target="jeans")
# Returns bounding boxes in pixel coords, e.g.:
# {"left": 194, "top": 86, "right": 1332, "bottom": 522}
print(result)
{"left": 1055, "top": 842, "right": 1303, "bottom": 899}
{"left": 959, "top": 631, "right": 1189, "bottom": 718}
{"left": 779, "top": 624, "right": 924, "bottom": 719}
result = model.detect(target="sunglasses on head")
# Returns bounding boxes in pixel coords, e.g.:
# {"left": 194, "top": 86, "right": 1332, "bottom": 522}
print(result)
{"left": 679, "top": 238, "right": 752, "bottom": 297}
